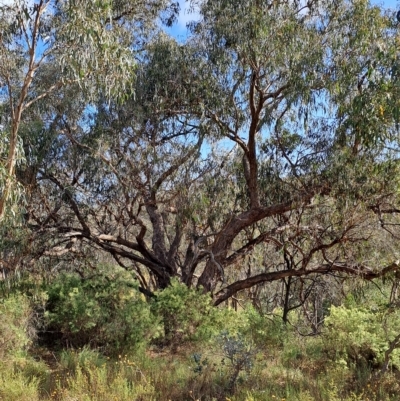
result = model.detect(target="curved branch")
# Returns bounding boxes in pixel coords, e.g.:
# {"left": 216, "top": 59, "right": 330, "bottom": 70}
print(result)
{"left": 213, "top": 261, "right": 400, "bottom": 306}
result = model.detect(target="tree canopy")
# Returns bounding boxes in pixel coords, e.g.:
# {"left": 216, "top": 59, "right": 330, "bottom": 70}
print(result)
{"left": 1, "top": 0, "right": 400, "bottom": 307}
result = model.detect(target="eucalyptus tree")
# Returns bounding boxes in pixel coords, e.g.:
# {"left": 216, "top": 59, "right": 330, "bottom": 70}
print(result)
{"left": 24, "top": 0, "right": 400, "bottom": 308}
{"left": 0, "top": 0, "right": 179, "bottom": 222}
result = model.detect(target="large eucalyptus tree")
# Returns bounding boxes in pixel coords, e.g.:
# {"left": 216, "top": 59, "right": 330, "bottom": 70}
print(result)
{"left": 15, "top": 0, "right": 400, "bottom": 306}
{"left": 0, "top": 0, "right": 179, "bottom": 222}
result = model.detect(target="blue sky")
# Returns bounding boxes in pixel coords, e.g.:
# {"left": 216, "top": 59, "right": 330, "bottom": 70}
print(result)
{"left": 374, "top": 0, "right": 398, "bottom": 7}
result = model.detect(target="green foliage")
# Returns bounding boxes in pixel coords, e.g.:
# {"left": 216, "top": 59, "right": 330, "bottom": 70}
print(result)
{"left": 239, "top": 306, "right": 287, "bottom": 348}
{"left": 0, "top": 371, "right": 39, "bottom": 401}
{"left": 43, "top": 265, "right": 159, "bottom": 352}
{"left": 55, "top": 349, "right": 156, "bottom": 401}
{"left": 325, "top": 303, "right": 400, "bottom": 370}
{"left": 3, "top": 0, "right": 400, "bottom": 399}
{"left": 1, "top": 291, "right": 400, "bottom": 400}
{"left": 59, "top": 346, "right": 107, "bottom": 375}
{"left": 0, "top": 292, "right": 51, "bottom": 401}
{"left": 0, "top": 293, "right": 35, "bottom": 358}
{"left": 152, "top": 279, "right": 234, "bottom": 345}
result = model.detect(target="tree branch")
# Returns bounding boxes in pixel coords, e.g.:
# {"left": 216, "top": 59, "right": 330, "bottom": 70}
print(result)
{"left": 213, "top": 261, "right": 400, "bottom": 306}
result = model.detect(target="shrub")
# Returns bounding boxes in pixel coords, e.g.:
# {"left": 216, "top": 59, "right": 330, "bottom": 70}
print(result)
{"left": 0, "top": 370, "right": 40, "bottom": 401}
{"left": 0, "top": 293, "right": 35, "bottom": 358}
{"left": 151, "top": 279, "right": 235, "bottom": 346}
{"left": 0, "top": 292, "right": 49, "bottom": 401}
{"left": 324, "top": 304, "right": 400, "bottom": 370}
{"left": 43, "top": 265, "right": 159, "bottom": 353}
{"left": 240, "top": 306, "right": 287, "bottom": 348}
{"left": 218, "top": 331, "right": 257, "bottom": 394}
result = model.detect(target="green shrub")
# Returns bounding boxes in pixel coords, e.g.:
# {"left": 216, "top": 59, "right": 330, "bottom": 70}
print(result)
{"left": 0, "top": 292, "right": 54, "bottom": 400}
{"left": 240, "top": 306, "right": 287, "bottom": 348}
{"left": 0, "top": 293, "right": 35, "bottom": 358}
{"left": 43, "top": 265, "right": 159, "bottom": 353}
{"left": 0, "top": 370, "right": 40, "bottom": 401}
{"left": 44, "top": 270, "right": 240, "bottom": 352}
{"left": 324, "top": 304, "right": 400, "bottom": 370}
{"left": 151, "top": 279, "right": 235, "bottom": 346}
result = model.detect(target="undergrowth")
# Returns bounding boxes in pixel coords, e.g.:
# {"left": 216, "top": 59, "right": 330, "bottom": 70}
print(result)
{"left": 1, "top": 274, "right": 400, "bottom": 400}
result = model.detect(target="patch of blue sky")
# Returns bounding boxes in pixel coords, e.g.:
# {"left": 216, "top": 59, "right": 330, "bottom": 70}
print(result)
{"left": 372, "top": 0, "right": 398, "bottom": 9}
{"left": 162, "top": 0, "right": 201, "bottom": 42}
